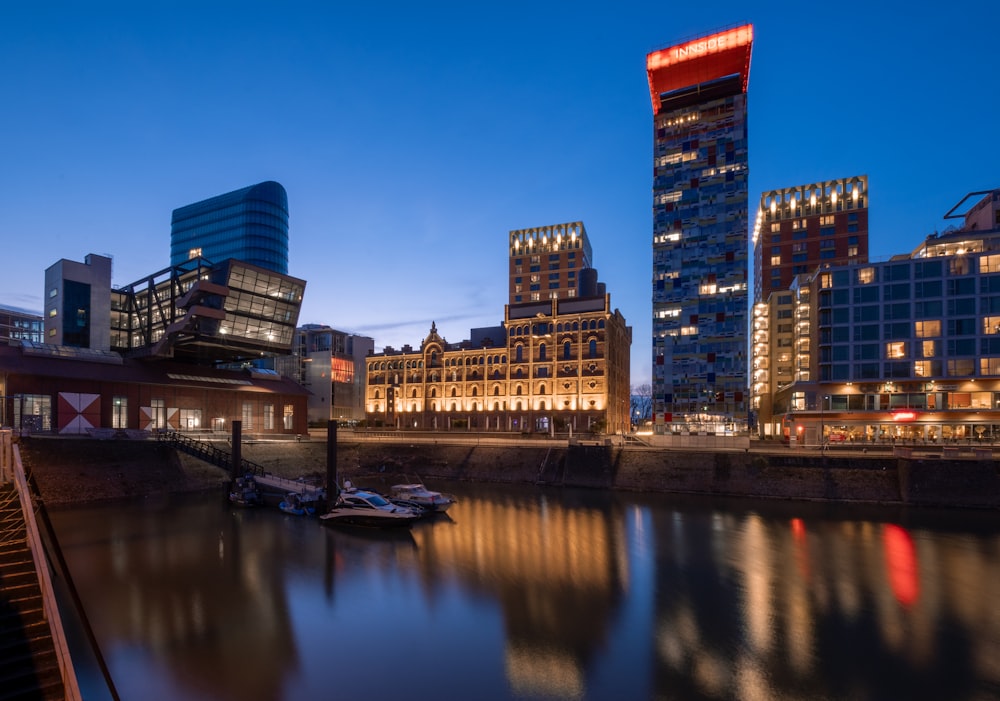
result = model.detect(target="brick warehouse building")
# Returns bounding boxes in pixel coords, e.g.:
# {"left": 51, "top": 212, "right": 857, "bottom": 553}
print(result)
{"left": 0, "top": 342, "right": 308, "bottom": 436}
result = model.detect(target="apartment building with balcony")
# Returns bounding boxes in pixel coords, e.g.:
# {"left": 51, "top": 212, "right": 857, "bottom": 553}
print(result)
{"left": 759, "top": 189, "right": 1000, "bottom": 445}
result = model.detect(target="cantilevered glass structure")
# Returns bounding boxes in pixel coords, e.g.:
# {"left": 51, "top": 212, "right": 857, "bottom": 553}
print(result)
{"left": 170, "top": 181, "right": 290, "bottom": 274}
{"left": 112, "top": 258, "right": 305, "bottom": 365}
{"left": 647, "top": 25, "right": 753, "bottom": 434}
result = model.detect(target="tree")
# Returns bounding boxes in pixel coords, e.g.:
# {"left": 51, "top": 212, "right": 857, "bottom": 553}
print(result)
{"left": 630, "top": 383, "right": 653, "bottom": 426}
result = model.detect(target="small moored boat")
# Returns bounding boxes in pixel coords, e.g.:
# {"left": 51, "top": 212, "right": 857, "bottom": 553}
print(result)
{"left": 279, "top": 492, "right": 316, "bottom": 516}
{"left": 390, "top": 480, "right": 457, "bottom": 513}
{"left": 319, "top": 489, "right": 421, "bottom": 528}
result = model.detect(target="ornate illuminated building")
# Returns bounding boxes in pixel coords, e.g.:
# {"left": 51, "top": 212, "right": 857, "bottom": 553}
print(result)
{"left": 647, "top": 25, "right": 753, "bottom": 434}
{"left": 366, "top": 223, "right": 632, "bottom": 434}
{"left": 751, "top": 176, "right": 869, "bottom": 431}
{"left": 758, "top": 189, "right": 1000, "bottom": 444}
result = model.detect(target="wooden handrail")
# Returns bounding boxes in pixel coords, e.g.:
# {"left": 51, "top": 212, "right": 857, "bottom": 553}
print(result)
{"left": 7, "top": 434, "right": 83, "bottom": 701}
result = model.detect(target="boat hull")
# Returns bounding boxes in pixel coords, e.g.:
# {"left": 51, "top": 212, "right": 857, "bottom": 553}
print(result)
{"left": 319, "top": 509, "right": 418, "bottom": 528}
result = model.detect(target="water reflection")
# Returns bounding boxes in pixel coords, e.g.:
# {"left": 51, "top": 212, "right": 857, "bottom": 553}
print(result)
{"left": 50, "top": 486, "right": 1000, "bottom": 701}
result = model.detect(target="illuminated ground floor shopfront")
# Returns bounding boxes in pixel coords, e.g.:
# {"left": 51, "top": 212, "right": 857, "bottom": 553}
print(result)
{"left": 774, "top": 411, "right": 1000, "bottom": 446}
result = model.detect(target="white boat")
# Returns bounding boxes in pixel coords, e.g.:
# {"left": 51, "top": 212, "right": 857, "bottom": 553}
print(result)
{"left": 389, "top": 480, "right": 457, "bottom": 513}
{"left": 319, "top": 489, "right": 421, "bottom": 528}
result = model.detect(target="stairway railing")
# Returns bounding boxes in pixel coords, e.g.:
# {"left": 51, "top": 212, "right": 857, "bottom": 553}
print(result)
{"left": 156, "top": 430, "right": 266, "bottom": 476}
{"left": 2, "top": 430, "right": 83, "bottom": 701}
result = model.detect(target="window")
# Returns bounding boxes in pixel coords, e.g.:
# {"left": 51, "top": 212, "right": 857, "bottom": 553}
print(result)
{"left": 179, "top": 409, "right": 202, "bottom": 430}
{"left": 151, "top": 398, "right": 166, "bottom": 430}
{"left": 16, "top": 394, "right": 52, "bottom": 432}
{"left": 886, "top": 342, "right": 906, "bottom": 359}
{"left": 857, "top": 267, "right": 876, "bottom": 284}
{"left": 112, "top": 396, "right": 128, "bottom": 429}
{"left": 242, "top": 401, "right": 253, "bottom": 430}
{"left": 589, "top": 339, "right": 597, "bottom": 358}
{"left": 264, "top": 403, "right": 274, "bottom": 430}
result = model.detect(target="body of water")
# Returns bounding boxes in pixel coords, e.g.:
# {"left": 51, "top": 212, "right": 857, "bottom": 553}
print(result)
{"left": 49, "top": 482, "right": 1000, "bottom": 700}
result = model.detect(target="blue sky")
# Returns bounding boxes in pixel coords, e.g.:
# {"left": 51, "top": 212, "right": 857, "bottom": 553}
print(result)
{"left": 2, "top": 1, "right": 997, "bottom": 385}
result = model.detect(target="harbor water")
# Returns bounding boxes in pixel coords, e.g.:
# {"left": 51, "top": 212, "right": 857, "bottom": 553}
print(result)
{"left": 50, "top": 481, "right": 1000, "bottom": 701}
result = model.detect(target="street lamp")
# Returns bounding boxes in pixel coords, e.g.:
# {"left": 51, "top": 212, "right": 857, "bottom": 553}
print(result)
{"left": 820, "top": 394, "right": 829, "bottom": 450}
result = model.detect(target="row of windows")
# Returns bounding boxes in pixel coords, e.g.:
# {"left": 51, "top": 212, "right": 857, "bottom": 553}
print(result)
{"left": 820, "top": 358, "right": 1000, "bottom": 381}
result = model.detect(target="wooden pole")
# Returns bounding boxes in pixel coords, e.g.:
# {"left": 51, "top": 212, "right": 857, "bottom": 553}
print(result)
{"left": 231, "top": 420, "right": 242, "bottom": 479}
{"left": 326, "top": 419, "right": 338, "bottom": 510}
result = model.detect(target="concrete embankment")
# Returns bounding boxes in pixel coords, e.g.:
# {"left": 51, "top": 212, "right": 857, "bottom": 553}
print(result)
{"left": 17, "top": 435, "right": 1000, "bottom": 509}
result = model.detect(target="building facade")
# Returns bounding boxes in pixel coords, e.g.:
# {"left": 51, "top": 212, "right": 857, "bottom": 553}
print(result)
{"left": 0, "top": 341, "right": 308, "bottom": 436}
{"left": 753, "top": 175, "right": 869, "bottom": 303}
{"left": 365, "top": 293, "right": 632, "bottom": 435}
{"left": 758, "top": 189, "right": 1000, "bottom": 445}
{"left": 0, "top": 305, "right": 43, "bottom": 344}
{"left": 43, "top": 254, "right": 113, "bottom": 350}
{"left": 509, "top": 222, "right": 593, "bottom": 304}
{"left": 110, "top": 257, "right": 305, "bottom": 364}
{"left": 275, "top": 324, "right": 374, "bottom": 425}
{"left": 170, "top": 181, "right": 290, "bottom": 274}
{"left": 647, "top": 25, "right": 753, "bottom": 434}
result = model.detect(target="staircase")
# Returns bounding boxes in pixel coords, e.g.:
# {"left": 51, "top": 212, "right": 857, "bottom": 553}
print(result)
{"left": 0, "top": 484, "right": 63, "bottom": 701}
{"left": 158, "top": 431, "right": 266, "bottom": 475}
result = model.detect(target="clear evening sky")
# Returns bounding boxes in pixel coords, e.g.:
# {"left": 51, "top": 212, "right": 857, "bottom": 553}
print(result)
{"left": 2, "top": 1, "right": 997, "bottom": 385}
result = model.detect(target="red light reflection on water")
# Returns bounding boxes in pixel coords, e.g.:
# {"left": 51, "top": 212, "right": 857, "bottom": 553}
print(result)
{"left": 883, "top": 524, "right": 920, "bottom": 607}
{"left": 790, "top": 517, "right": 810, "bottom": 581}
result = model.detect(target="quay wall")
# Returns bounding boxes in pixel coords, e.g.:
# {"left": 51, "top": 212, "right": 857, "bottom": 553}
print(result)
{"left": 17, "top": 436, "right": 1000, "bottom": 509}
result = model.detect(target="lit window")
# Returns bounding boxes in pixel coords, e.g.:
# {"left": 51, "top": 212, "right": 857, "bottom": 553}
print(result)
{"left": 857, "top": 267, "right": 875, "bottom": 284}
{"left": 886, "top": 342, "right": 906, "bottom": 359}
{"left": 188, "top": 247, "right": 202, "bottom": 260}
{"left": 915, "top": 320, "right": 941, "bottom": 337}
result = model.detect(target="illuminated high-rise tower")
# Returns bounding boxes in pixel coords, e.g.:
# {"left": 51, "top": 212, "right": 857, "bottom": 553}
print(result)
{"left": 647, "top": 25, "right": 753, "bottom": 433}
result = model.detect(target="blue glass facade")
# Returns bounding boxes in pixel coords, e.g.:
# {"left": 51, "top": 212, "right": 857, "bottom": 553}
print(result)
{"left": 170, "top": 181, "right": 289, "bottom": 274}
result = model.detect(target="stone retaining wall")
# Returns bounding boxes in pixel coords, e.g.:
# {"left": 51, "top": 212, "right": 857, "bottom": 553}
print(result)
{"left": 18, "top": 436, "right": 1000, "bottom": 509}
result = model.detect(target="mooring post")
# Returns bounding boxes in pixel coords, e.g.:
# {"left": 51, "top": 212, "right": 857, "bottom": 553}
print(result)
{"left": 326, "top": 419, "right": 338, "bottom": 510}
{"left": 231, "top": 420, "right": 242, "bottom": 479}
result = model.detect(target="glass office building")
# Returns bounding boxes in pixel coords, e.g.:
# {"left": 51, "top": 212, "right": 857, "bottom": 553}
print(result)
{"left": 647, "top": 26, "right": 753, "bottom": 434}
{"left": 170, "top": 181, "right": 289, "bottom": 274}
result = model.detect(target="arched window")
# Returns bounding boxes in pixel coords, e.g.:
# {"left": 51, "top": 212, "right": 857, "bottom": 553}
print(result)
{"left": 374, "top": 390, "right": 381, "bottom": 399}
{"left": 374, "top": 403, "right": 381, "bottom": 412}
{"left": 431, "top": 401, "right": 438, "bottom": 411}
{"left": 572, "top": 322, "right": 579, "bottom": 331}
{"left": 516, "top": 401, "right": 522, "bottom": 411}
{"left": 539, "top": 401, "right": 546, "bottom": 410}
{"left": 538, "top": 342, "right": 546, "bottom": 361}
{"left": 539, "top": 384, "right": 546, "bottom": 395}
{"left": 430, "top": 388, "right": 438, "bottom": 398}
{"left": 516, "top": 345, "right": 523, "bottom": 362}
{"left": 451, "top": 387, "right": 457, "bottom": 397}
{"left": 493, "top": 386, "right": 500, "bottom": 396}
{"left": 411, "top": 389, "right": 417, "bottom": 398}
{"left": 471, "top": 386, "right": 478, "bottom": 396}
{"left": 563, "top": 341, "right": 571, "bottom": 360}
{"left": 516, "top": 385, "right": 523, "bottom": 395}
{"left": 493, "top": 402, "right": 500, "bottom": 411}
{"left": 450, "top": 402, "right": 457, "bottom": 411}
{"left": 598, "top": 320, "right": 605, "bottom": 329}
{"left": 589, "top": 339, "right": 597, "bottom": 358}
